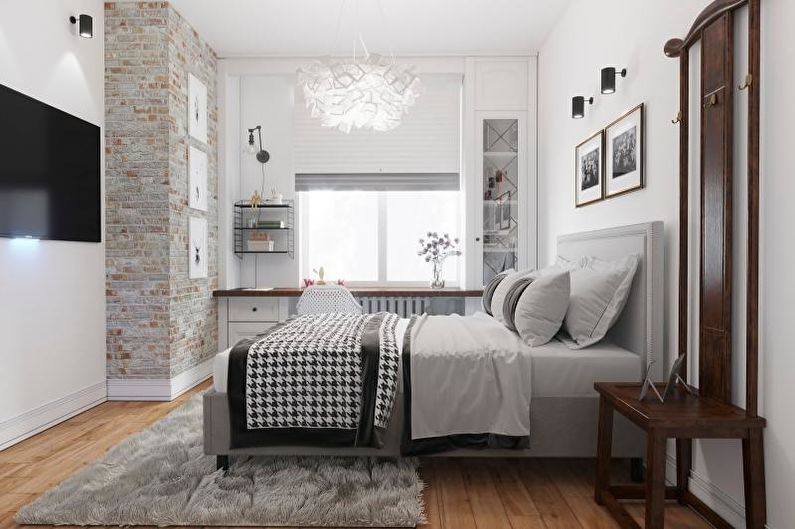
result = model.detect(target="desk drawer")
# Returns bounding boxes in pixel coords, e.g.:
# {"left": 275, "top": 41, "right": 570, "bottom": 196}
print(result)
{"left": 228, "top": 322, "right": 276, "bottom": 346}
{"left": 229, "top": 297, "right": 279, "bottom": 322}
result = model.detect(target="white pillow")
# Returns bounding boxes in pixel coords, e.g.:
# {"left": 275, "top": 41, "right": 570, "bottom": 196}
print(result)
{"left": 560, "top": 255, "right": 639, "bottom": 349}
{"left": 536, "top": 255, "right": 586, "bottom": 276}
{"left": 490, "top": 268, "right": 535, "bottom": 324}
{"left": 512, "top": 271, "right": 571, "bottom": 346}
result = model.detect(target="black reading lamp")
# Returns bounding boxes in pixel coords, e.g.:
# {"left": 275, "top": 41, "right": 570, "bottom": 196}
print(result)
{"left": 601, "top": 66, "right": 628, "bottom": 94}
{"left": 572, "top": 96, "right": 594, "bottom": 119}
{"left": 69, "top": 14, "right": 93, "bottom": 38}
{"left": 246, "top": 125, "right": 270, "bottom": 164}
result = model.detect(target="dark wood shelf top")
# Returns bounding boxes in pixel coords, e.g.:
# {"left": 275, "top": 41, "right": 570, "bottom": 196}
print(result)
{"left": 213, "top": 287, "right": 484, "bottom": 298}
{"left": 595, "top": 382, "right": 766, "bottom": 433}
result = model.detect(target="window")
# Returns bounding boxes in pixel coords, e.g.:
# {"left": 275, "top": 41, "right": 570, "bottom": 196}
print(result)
{"left": 300, "top": 190, "right": 461, "bottom": 285}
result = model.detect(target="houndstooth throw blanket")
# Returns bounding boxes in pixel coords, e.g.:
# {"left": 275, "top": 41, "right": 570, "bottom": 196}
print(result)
{"left": 227, "top": 312, "right": 401, "bottom": 449}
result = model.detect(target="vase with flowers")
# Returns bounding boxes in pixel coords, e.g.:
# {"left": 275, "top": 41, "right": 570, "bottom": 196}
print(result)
{"left": 418, "top": 232, "right": 462, "bottom": 288}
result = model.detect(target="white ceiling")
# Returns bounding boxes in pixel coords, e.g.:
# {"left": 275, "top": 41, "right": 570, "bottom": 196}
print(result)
{"left": 168, "top": 0, "right": 573, "bottom": 58}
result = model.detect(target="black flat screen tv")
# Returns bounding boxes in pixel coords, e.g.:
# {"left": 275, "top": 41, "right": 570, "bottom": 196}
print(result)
{"left": 0, "top": 83, "right": 101, "bottom": 242}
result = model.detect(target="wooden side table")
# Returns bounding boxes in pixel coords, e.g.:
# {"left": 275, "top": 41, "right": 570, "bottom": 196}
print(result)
{"left": 594, "top": 382, "right": 766, "bottom": 529}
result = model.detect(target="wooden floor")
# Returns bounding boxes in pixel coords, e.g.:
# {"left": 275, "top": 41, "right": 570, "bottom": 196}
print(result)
{"left": 0, "top": 382, "right": 713, "bottom": 529}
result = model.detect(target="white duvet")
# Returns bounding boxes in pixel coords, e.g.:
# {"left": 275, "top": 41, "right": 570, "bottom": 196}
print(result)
{"left": 408, "top": 312, "right": 532, "bottom": 440}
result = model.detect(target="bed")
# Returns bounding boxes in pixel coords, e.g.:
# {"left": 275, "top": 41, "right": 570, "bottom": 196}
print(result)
{"left": 203, "top": 221, "right": 663, "bottom": 463}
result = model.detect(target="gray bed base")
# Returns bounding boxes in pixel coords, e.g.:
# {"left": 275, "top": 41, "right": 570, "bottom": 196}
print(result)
{"left": 203, "top": 390, "right": 645, "bottom": 464}
{"left": 204, "top": 221, "right": 663, "bottom": 467}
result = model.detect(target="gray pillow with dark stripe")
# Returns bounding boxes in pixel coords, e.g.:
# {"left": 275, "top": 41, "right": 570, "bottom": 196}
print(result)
{"left": 503, "top": 277, "right": 535, "bottom": 331}
{"left": 514, "top": 271, "right": 571, "bottom": 346}
{"left": 482, "top": 270, "right": 512, "bottom": 316}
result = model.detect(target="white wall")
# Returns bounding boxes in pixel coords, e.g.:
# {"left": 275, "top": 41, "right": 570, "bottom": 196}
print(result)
{"left": 538, "top": 0, "right": 795, "bottom": 527}
{"left": 0, "top": 0, "right": 106, "bottom": 448}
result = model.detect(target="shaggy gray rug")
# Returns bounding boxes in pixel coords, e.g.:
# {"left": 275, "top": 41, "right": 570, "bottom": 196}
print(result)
{"left": 16, "top": 394, "right": 425, "bottom": 527}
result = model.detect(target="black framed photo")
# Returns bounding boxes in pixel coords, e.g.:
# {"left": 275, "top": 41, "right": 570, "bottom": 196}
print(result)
{"left": 605, "top": 103, "right": 645, "bottom": 198}
{"left": 575, "top": 130, "right": 605, "bottom": 207}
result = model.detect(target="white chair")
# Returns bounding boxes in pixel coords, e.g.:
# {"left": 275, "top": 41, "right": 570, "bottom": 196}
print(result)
{"left": 295, "top": 285, "right": 363, "bottom": 315}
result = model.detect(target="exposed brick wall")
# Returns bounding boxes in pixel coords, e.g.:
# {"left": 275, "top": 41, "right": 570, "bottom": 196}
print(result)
{"left": 105, "top": 1, "right": 217, "bottom": 380}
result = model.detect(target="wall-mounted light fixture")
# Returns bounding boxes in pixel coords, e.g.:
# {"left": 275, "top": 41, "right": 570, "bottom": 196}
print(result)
{"left": 246, "top": 125, "right": 270, "bottom": 164}
{"left": 69, "top": 14, "right": 93, "bottom": 38}
{"left": 572, "top": 96, "right": 594, "bottom": 119}
{"left": 601, "top": 67, "right": 627, "bottom": 94}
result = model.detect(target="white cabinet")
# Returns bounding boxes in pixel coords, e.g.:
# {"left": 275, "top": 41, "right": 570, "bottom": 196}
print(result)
{"left": 217, "top": 297, "right": 289, "bottom": 349}
{"left": 474, "top": 59, "right": 530, "bottom": 111}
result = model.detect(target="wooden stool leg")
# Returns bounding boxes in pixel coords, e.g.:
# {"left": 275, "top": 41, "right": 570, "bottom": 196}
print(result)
{"left": 743, "top": 428, "right": 766, "bottom": 529}
{"left": 676, "top": 438, "right": 692, "bottom": 505}
{"left": 645, "top": 431, "right": 667, "bottom": 529}
{"left": 595, "top": 395, "right": 614, "bottom": 505}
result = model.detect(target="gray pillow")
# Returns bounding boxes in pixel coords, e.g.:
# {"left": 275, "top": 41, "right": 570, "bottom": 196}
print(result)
{"left": 490, "top": 268, "right": 535, "bottom": 324}
{"left": 481, "top": 270, "right": 512, "bottom": 316}
{"left": 503, "top": 277, "right": 535, "bottom": 331}
{"left": 560, "top": 255, "right": 639, "bottom": 349}
{"left": 513, "top": 271, "right": 571, "bottom": 346}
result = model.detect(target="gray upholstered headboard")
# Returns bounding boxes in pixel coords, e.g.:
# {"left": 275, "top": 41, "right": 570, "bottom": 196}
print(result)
{"left": 556, "top": 221, "right": 664, "bottom": 380}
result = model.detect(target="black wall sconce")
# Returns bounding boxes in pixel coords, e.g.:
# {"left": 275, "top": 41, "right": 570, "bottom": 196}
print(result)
{"left": 601, "top": 67, "right": 627, "bottom": 94}
{"left": 69, "top": 14, "right": 93, "bottom": 38}
{"left": 572, "top": 96, "right": 593, "bottom": 119}
{"left": 246, "top": 125, "right": 271, "bottom": 164}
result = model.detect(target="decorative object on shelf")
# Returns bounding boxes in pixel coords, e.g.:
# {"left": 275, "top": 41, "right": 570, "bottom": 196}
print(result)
{"left": 496, "top": 191, "right": 512, "bottom": 231}
{"left": 248, "top": 232, "right": 274, "bottom": 253}
{"left": 575, "top": 130, "right": 604, "bottom": 207}
{"left": 337, "top": 278, "right": 346, "bottom": 286}
{"left": 188, "top": 217, "right": 207, "bottom": 279}
{"left": 313, "top": 266, "right": 327, "bottom": 285}
{"left": 69, "top": 14, "right": 93, "bottom": 38}
{"left": 484, "top": 176, "right": 495, "bottom": 200}
{"left": 303, "top": 278, "right": 316, "bottom": 287}
{"left": 605, "top": 103, "right": 645, "bottom": 198}
{"left": 601, "top": 66, "right": 627, "bottom": 94}
{"left": 188, "top": 73, "right": 207, "bottom": 144}
{"left": 263, "top": 188, "right": 283, "bottom": 205}
{"left": 249, "top": 190, "right": 262, "bottom": 208}
{"left": 571, "top": 96, "right": 594, "bottom": 119}
{"left": 418, "top": 232, "right": 462, "bottom": 289}
{"left": 639, "top": 355, "right": 696, "bottom": 403}
{"left": 188, "top": 145, "right": 208, "bottom": 211}
{"left": 296, "top": 1, "right": 420, "bottom": 133}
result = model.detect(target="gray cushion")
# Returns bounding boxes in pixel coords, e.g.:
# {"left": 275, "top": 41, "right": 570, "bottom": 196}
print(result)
{"left": 481, "top": 270, "right": 512, "bottom": 316}
{"left": 513, "top": 271, "right": 571, "bottom": 346}
{"left": 560, "top": 255, "right": 639, "bottom": 349}
{"left": 502, "top": 277, "right": 535, "bottom": 331}
{"left": 490, "top": 268, "right": 535, "bottom": 324}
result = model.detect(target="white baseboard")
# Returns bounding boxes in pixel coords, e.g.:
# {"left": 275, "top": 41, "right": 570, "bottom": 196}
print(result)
{"left": 665, "top": 453, "right": 773, "bottom": 529}
{"left": 0, "top": 381, "right": 107, "bottom": 451}
{"left": 107, "top": 357, "right": 213, "bottom": 401}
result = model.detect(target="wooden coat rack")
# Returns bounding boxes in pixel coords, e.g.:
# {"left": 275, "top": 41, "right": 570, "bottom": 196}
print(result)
{"left": 593, "top": 1, "right": 766, "bottom": 528}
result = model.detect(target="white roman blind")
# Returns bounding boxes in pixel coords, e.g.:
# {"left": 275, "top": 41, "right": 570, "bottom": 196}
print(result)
{"left": 293, "top": 74, "right": 462, "bottom": 176}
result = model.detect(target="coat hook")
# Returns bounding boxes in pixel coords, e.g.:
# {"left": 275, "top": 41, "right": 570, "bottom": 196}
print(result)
{"left": 738, "top": 73, "right": 753, "bottom": 91}
{"left": 672, "top": 111, "right": 682, "bottom": 124}
{"left": 704, "top": 93, "right": 718, "bottom": 108}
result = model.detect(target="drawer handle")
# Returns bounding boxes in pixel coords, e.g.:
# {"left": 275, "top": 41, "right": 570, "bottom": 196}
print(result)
{"left": 251, "top": 307, "right": 258, "bottom": 312}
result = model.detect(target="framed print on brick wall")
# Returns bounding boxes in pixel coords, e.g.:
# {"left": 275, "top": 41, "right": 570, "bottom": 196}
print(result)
{"left": 188, "top": 73, "right": 207, "bottom": 144}
{"left": 189, "top": 216, "right": 208, "bottom": 279}
{"left": 188, "top": 145, "right": 208, "bottom": 211}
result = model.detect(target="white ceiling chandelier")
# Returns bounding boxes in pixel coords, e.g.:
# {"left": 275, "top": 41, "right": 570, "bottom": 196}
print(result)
{"left": 297, "top": 1, "right": 421, "bottom": 134}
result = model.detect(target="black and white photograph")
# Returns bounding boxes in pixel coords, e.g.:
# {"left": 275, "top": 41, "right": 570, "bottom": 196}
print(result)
{"left": 188, "top": 216, "right": 208, "bottom": 279}
{"left": 605, "top": 103, "right": 644, "bottom": 198}
{"left": 574, "top": 130, "right": 604, "bottom": 207}
{"left": 188, "top": 73, "right": 207, "bottom": 144}
{"left": 188, "top": 145, "right": 208, "bottom": 211}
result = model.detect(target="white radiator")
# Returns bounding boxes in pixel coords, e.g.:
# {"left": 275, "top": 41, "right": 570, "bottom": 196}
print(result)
{"left": 357, "top": 296, "right": 431, "bottom": 318}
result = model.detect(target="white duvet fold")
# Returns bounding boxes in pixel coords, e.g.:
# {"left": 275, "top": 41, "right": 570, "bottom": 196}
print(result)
{"left": 409, "top": 313, "right": 532, "bottom": 440}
